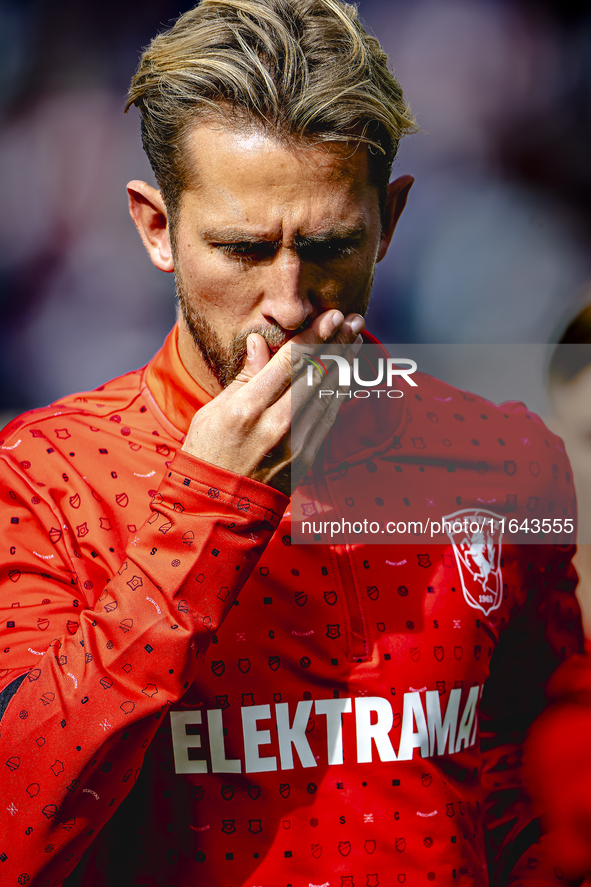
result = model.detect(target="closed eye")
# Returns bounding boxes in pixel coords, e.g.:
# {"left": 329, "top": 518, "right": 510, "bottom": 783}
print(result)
{"left": 298, "top": 240, "right": 358, "bottom": 261}
{"left": 213, "top": 237, "right": 361, "bottom": 262}
{"left": 215, "top": 242, "right": 278, "bottom": 261}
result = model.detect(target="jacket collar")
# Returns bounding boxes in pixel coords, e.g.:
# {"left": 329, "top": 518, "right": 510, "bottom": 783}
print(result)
{"left": 142, "top": 325, "right": 212, "bottom": 438}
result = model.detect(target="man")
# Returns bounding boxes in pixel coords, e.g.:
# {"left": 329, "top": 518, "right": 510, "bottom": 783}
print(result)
{"left": 0, "top": 2, "right": 581, "bottom": 886}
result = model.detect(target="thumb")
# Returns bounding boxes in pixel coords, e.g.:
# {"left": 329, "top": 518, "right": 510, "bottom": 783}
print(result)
{"left": 230, "top": 333, "right": 271, "bottom": 387}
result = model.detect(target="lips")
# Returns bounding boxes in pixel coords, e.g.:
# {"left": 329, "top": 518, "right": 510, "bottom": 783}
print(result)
{"left": 260, "top": 329, "right": 295, "bottom": 355}
{"left": 266, "top": 338, "right": 293, "bottom": 358}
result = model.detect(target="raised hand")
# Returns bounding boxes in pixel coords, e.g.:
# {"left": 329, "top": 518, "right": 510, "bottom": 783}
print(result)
{"left": 181, "top": 309, "right": 364, "bottom": 494}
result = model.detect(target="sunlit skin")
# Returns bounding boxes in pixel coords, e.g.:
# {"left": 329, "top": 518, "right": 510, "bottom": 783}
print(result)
{"left": 127, "top": 121, "right": 412, "bottom": 492}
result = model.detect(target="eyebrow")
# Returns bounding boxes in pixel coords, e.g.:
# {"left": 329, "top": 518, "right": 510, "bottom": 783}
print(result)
{"left": 295, "top": 224, "right": 367, "bottom": 246}
{"left": 202, "top": 222, "right": 368, "bottom": 244}
{"left": 202, "top": 228, "right": 277, "bottom": 243}
{"left": 294, "top": 225, "right": 366, "bottom": 247}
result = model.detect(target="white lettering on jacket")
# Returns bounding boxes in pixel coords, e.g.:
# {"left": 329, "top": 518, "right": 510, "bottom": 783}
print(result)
{"left": 170, "top": 687, "right": 482, "bottom": 774}
{"left": 242, "top": 704, "right": 277, "bottom": 773}
{"left": 276, "top": 700, "right": 316, "bottom": 770}
{"left": 315, "top": 697, "right": 352, "bottom": 765}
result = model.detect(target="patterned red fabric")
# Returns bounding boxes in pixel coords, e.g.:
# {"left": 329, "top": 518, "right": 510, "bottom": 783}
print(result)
{"left": 0, "top": 326, "right": 582, "bottom": 887}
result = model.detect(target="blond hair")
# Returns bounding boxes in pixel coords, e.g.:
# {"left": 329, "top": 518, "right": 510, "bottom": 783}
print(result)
{"left": 126, "top": 0, "right": 417, "bottom": 225}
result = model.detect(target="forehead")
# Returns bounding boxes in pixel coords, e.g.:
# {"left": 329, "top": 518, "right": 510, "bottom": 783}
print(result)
{"left": 179, "top": 121, "right": 379, "bottom": 235}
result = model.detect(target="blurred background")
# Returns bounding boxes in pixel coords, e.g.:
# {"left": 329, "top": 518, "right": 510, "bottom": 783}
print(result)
{"left": 2, "top": 0, "right": 591, "bottom": 424}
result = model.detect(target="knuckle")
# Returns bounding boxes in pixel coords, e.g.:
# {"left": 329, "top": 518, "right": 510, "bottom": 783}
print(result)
{"left": 264, "top": 410, "right": 290, "bottom": 440}
{"left": 273, "top": 350, "right": 294, "bottom": 377}
{"left": 278, "top": 415, "right": 292, "bottom": 438}
{"left": 231, "top": 402, "right": 256, "bottom": 428}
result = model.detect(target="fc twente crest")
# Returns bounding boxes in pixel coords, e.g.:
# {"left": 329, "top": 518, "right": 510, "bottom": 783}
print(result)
{"left": 443, "top": 508, "right": 503, "bottom": 617}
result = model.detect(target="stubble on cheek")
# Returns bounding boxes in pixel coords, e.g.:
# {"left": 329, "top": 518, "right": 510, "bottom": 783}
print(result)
{"left": 175, "top": 277, "right": 290, "bottom": 389}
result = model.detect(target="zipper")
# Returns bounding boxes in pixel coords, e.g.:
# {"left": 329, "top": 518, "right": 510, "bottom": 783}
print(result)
{"left": 329, "top": 544, "right": 370, "bottom": 662}
{"left": 311, "top": 439, "right": 372, "bottom": 663}
{"left": 310, "top": 365, "right": 408, "bottom": 666}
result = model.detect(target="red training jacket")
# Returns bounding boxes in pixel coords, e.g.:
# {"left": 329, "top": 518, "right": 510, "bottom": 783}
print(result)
{"left": 0, "top": 326, "right": 582, "bottom": 887}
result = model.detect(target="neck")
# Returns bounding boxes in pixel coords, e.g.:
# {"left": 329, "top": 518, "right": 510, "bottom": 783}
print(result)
{"left": 177, "top": 321, "right": 224, "bottom": 398}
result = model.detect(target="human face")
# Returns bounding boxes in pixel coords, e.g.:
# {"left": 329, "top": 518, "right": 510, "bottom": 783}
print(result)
{"left": 169, "top": 122, "right": 393, "bottom": 393}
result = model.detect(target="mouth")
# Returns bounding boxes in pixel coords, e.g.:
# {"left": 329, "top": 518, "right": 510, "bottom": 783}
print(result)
{"left": 268, "top": 340, "right": 289, "bottom": 356}
{"left": 244, "top": 321, "right": 309, "bottom": 357}
{"left": 264, "top": 331, "right": 295, "bottom": 355}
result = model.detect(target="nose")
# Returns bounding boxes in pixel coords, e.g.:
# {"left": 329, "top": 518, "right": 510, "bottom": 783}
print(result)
{"left": 259, "top": 248, "right": 316, "bottom": 331}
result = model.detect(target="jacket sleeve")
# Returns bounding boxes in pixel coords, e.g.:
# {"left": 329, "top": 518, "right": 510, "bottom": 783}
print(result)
{"left": 479, "top": 541, "right": 583, "bottom": 887}
{"left": 0, "top": 449, "right": 287, "bottom": 887}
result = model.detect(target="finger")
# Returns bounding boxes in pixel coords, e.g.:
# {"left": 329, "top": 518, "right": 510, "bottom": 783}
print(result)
{"left": 290, "top": 309, "right": 347, "bottom": 348}
{"left": 230, "top": 333, "right": 271, "bottom": 387}
{"left": 280, "top": 350, "right": 359, "bottom": 488}
{"left": 214, "top": 336, "right": 299, "bottom": 417}
{"left": 332, "top": 313, "right": 365, "bottom": 344}
{"left": 286, "top": 312, "right": 363, "bottom": 390}
{"left": 228, "top": 308, "right": 354, "bottom": 398}
{"left": 218, "top": 310, "right": 351, "bottom": 412}
{"left": 285, "top": 335, "right": 362, "bottom": 433}
{"left": 211, "top": 308, "right": 355, "bottom": 420}
{"left": 292, "top": 339, "right": 358, "bottom": 416}
{"left": 289, "top": 330, "right": 363, "bottom": 394}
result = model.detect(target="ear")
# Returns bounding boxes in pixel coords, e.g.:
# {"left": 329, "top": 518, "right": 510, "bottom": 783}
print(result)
{"left": 127, "top": 180, "right": 174, "bottom": 273}
{"left": 376, "top": 174, "right": 414, "bottom": 263}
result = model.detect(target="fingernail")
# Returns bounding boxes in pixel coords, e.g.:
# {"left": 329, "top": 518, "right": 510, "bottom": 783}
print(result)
{"left": 351, "top": 316, "right": 364, "bottom": 335}
{"left": 332, "top": 311, "right": 344, "bottom": 327}
{"left": 352, "top": 334, "right": 363, "bottom": 354}
{"left": 246, "top": 336, "right": 255, "bottom": 360}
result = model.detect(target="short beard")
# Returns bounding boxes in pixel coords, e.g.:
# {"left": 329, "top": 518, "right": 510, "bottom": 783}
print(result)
{"left": 175, "top": 278, "right": 302, "bottom": 388}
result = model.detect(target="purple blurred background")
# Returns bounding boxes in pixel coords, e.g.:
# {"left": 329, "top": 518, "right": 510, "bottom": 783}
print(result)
{"left": 2, "top": 0, "right": 591, "bottom": 419}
